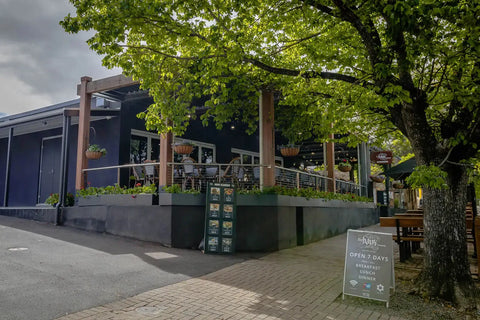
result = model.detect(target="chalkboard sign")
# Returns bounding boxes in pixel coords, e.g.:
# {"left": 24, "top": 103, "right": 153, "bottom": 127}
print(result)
{"left": 204, "top": 183, "right": 236, "bottom": 254}
{"left": 343, "top": 230, "right": 395, "bottom": 307}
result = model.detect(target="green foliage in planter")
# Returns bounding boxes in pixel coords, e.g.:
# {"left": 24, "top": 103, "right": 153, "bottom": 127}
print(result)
{"left": 238, "top": 186, "right": 371, "bottom": 203}
{"left": 76, "top": 183, "right": 157, "bottom": 198}
{"left": 45, "top": 192, "right": 75, "bottom": 207}
{"left": 162, "top": 184, "right": 200, "bottom": 195}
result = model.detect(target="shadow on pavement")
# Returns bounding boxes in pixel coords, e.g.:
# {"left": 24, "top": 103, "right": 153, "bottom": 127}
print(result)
{"left": 0, "top": 215, "right": 266, "bottom": 278}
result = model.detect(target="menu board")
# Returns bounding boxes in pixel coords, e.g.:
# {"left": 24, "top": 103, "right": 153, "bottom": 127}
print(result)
{"left": 343, "top": 230, "right": 395, "bottom": 307}
{"left": 204, "top": 183, "right": 236, "bottom": 254}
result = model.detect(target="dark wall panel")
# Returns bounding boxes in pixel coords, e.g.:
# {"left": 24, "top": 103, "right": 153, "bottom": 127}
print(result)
{"left": 8, "top": 128, "right": 61, "bottom": 206}
{"left": 0, "top": 138, "right": 7, "bottom": 206}
{"left": 82, "top": 117, "right": 121, "bottom": 188}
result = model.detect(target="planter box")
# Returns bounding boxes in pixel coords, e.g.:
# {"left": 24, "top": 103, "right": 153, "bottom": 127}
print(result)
{"left": 77, "top": 194, "right": 156, "bottom": 206}
{"left": 158, "top": 192, "right": 205, "bottom": 206}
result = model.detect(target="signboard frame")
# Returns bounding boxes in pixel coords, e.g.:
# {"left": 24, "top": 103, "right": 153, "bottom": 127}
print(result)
{"left": 204, "top": 182, "right": 237, "bottom": 254}
{"left": 370, "top": 151, "right": 393, "bottom": 164}
{"left": 343, "top": 229, "right": 395, "bottom": 307}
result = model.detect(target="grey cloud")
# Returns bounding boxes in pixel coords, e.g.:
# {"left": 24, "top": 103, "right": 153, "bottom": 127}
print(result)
{"left": 0, "top": 0, "right": 119, "bottom": 113}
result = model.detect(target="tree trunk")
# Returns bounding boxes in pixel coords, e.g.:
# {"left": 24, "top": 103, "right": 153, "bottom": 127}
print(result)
{"left": 417, "top": 166, "right": 477, "bottom": 307}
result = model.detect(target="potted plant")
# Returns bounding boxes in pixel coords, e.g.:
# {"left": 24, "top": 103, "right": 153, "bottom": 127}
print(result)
{"left": 173, "top": 141, "right": 194, "bottom": 155}
{"left": 278, "top": 143, "right": 300, "bottom": 157}
{"left": 85, "top": 144, "right": 107, "bottom": 160}
{"left": 337, "top": 159, "right": 352, "bottom": 172}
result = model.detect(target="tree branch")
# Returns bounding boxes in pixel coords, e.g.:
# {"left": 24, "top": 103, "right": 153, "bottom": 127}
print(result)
{"left": 272, "top": 32, "right": 323, "bottom": 55}
{"left": 243, "top": 57, "right": 371, "bottom": 87}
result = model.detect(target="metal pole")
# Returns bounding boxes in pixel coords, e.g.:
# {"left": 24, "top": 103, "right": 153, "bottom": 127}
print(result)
{"left": 56, "top": 114, "right": 71, "bottom": 225}
{"left": 3, "top": 127, "right": 13, "bottom": 207}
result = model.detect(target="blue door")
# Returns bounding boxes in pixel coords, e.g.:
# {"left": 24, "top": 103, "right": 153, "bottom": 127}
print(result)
{"left": 38, "top": 137, "right": 61, "bottom": 204}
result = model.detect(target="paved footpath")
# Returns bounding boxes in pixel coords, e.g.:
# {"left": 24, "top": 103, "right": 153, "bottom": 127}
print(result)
{"left": 57, "top": 225, "right": 405, "bottom": 320}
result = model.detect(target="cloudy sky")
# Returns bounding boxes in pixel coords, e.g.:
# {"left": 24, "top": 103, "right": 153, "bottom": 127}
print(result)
{"left": 0, "top": 0, "right": 120, "bottom": 116}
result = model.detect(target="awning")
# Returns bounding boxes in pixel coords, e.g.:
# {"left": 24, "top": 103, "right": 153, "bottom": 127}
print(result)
{"left": 382, "top": 158, "right": 416, "bottom": 180}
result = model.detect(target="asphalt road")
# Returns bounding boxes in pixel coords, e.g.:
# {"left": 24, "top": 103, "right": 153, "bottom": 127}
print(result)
{"left": 0, "top": 215, "right": 261, "bottom": 320}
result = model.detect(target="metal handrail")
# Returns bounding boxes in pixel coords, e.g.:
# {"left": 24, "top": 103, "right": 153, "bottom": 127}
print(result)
{"left": 81, "top": 162, "right": 364, "bottom": 194}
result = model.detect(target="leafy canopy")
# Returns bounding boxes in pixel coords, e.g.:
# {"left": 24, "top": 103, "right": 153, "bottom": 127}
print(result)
{"left": 61, "top": 1, "right": 480, "bottom": 163}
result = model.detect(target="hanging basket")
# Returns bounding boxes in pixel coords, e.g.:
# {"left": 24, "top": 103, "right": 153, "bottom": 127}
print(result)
{"left": 393, "top": 182, "right": 404, "bottom": 189}
{"left": 370, "top": 175, "right": 385, "bottom": 183}
{"left": 174, "top": 144, "right": 193, "bottom": 154}
{"left": 280, "top": 146, "right": 300, "bottom": 157}
{"left": 85, "top": 151, "right": 103, "bottom": 160}
{"left": 338, "top": 164, "right": 352, "bottom": 172}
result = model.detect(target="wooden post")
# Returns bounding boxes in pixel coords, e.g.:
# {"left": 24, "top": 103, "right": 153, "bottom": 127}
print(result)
{"left": 75, "top": 76, "right": 92, "bottom": 190}
{"left": 475, "top": 215, "right": 480, "bottom": 270}
{"left": 326, "top": 132, "right": 335, "bottom": 193}
{"left": 260, "top": 90, "right": 275, "bottom": 188}
{"left": 159, "top": 131, "right": 173, "bottom": 187}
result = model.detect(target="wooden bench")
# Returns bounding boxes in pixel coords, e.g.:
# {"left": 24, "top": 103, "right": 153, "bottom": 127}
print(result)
{"left": 380, "top": 216, "right": 424, "bottom": 261}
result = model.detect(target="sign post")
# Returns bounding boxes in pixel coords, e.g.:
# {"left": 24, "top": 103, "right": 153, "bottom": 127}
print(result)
{"left": 343, "top": 229, "right": 395, "bottom": 307}
{"left": 370, "top": 151, "right": 393, "bottom": 211}
{"left": 204, "top": 182, "right": 236, "bottom": 254}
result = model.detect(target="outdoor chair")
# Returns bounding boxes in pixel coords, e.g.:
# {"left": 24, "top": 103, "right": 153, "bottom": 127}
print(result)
{"left": 143, "top": 161, "right": 156, "bottom": 186}
{"left": 205, "top": 166, "right": 219, "bottom": 183}
{"left": 132, "top": 165, "right": 145, "bottom": 185}
{"left": 181, "top": 157, "right": 198, "bottom": 190}
{"left": 222, "top": 157, "right": 245, "bottom": 187}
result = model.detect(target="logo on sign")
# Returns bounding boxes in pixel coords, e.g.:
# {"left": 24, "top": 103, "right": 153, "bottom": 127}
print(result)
{"left": 370, "top": 151, "right": 393, "bottom": 164}
{"left": 357, "top": 233, "right": 382, "bottom": 252}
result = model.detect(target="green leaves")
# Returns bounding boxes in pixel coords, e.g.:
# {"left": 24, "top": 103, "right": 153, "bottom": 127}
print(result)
{"left": 61, "top": 0, "right": 480, "bottom": 161}
{"left": 406, "top": 164, "right": 448, "bottom": 190}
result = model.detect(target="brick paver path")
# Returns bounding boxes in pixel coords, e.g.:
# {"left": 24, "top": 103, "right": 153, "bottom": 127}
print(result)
{"left": 57, "top": 225, "right": 405, "bottom": 320}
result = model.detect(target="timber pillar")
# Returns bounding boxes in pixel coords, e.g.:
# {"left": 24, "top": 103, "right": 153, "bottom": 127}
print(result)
{"left": 159, "top": 131, "right": 173, "bottom": 187}
{"left": 326, "top": 133, "right": 335, "bottom": 193}
{"left": 260, "top": 90, "right": 275, "bottom": 188}
{"left": 75, "top": 76, "right": 92, "bottom": 190}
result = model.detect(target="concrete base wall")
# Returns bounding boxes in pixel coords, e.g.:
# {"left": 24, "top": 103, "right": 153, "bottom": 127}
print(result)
{"left": 0, "top": 194, "right": 379, "bottom": 252}
{"left": 63, "top": 205, "right": 173, "bottom": 245}
{"left": 0, "top": 207, "right": 57, "bottom": 223}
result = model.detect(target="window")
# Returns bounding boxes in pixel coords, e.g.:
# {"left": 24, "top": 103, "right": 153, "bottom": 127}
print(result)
{"left": 130, "top": 129, "right": 160, "bottom": 163}
{"left": 231, "top": 148, "right": 283, "bottom": 166}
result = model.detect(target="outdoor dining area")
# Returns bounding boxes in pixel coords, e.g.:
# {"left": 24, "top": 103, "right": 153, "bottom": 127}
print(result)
{"left": 118, "top": 157, "right": 360, "bottom": 194}
{"left": 379, "top": 204, "right": 476, "bottom": 262}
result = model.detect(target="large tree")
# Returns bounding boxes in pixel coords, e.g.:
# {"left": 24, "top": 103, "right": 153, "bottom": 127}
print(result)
{"left": 62, "top": 0, "right": 480, "bottom": 305}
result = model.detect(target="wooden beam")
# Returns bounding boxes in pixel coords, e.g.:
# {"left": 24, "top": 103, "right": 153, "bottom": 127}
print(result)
{"left": 76, "top": 74, "right": 139, "bottom": 95}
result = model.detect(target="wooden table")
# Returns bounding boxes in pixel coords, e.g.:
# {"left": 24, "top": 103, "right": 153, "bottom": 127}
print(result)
{"left": 381, "top": 215, "right": 474, "bottom": 262}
